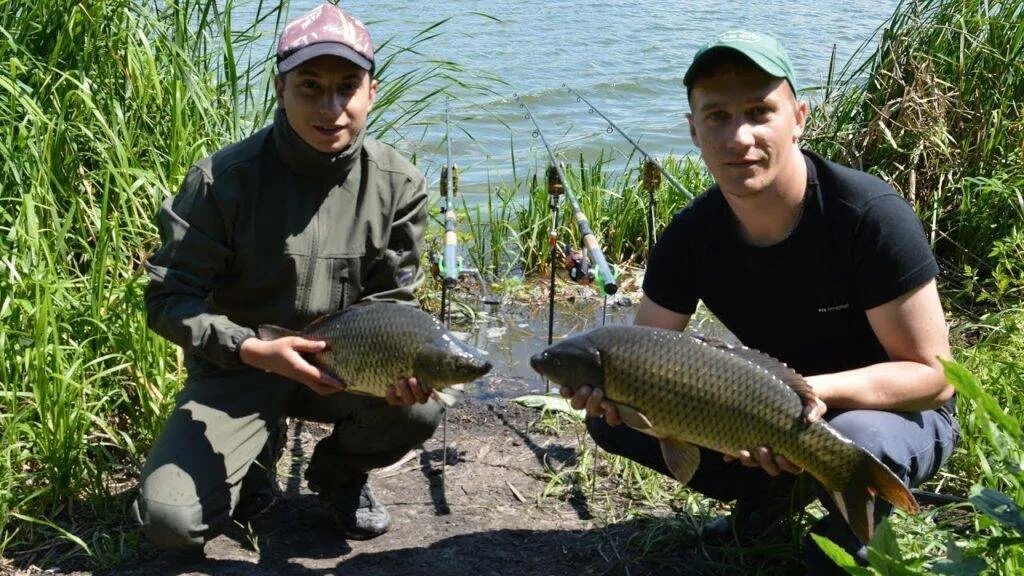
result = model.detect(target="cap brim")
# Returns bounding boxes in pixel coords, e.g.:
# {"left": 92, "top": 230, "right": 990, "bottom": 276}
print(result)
{"left": 277, "top": 42, "right": 373, "bottom": 73}
{"left": 683, "top": 46, "right": 788, "bottom": 87}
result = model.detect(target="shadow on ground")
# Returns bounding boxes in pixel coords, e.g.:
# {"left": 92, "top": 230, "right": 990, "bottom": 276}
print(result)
{"left": 103, "top": 514, "right": 758, "bottom": 576}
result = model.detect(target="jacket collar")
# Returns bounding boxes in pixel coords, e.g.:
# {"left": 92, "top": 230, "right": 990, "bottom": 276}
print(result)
{"left": 273, "top": 107, "right": 364, "bottom": 179}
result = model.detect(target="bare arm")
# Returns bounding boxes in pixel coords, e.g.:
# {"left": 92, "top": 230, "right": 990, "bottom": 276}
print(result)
{"left": 633, "top": 295, "right": 691, "bottom": 331}
{"left": 806, "top": 278, "right": 954, "bottom": 411}
{"left": 734, "top": 279, "right": 953, "bottom": 476}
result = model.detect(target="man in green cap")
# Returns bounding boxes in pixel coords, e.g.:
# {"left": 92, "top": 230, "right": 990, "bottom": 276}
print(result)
{"left": 132, "top": 2, "right": 442, "bottom": 552}
{"left": 565, "top": 30, "right": 958, "bottom": 572}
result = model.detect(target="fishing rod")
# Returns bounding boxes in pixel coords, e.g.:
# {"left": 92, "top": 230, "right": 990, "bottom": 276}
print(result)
{"left": 516, "top": 93, "right": 618, "bottom": 394}
{"left": 564, "top": 84, "right": 695, "bottom": 202}
{"left": 436, "top": 98, "right": 463, "bottom": 485}
{"left": 515, "top": 94, "right": 618, "bottom": 299}
{"left": 437, "top": 99, "right": 460, "bottom": 325}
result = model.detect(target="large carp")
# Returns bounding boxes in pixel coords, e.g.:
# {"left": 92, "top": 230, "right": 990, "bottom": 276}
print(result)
{"left": 259, "top": 302, "right": 492, "bottom": 405}
{"left": 530, "top": 326, "right": 918, "bottom": 543}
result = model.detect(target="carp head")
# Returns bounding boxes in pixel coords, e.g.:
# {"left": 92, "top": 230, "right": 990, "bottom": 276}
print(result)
{"left": 413, "top": 334, "right": 492, "bottom": 388}
{"left": 529, "top": 334, "right": 604, "bottom": 393}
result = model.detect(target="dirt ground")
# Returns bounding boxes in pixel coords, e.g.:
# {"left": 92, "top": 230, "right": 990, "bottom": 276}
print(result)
{"left": 62, "top": 401, "right": 729, "bottom": 576}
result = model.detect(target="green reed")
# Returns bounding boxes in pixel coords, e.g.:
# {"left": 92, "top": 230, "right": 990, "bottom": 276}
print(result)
{"left": 450, "top": 152, "right": 706, "bottom": 288}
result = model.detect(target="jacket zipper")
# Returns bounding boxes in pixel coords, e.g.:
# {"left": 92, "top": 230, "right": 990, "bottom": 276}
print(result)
{"left": 301, "top": 210, "right": 319, "bottom": 313}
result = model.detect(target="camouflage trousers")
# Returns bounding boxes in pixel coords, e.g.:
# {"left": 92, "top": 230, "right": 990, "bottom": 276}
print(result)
{"left": 131, "top": 364, "right": 443, "bottom": 549}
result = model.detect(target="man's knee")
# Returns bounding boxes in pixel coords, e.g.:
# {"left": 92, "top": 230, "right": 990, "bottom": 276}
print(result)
{"left": 133, "top": 463, "right": 227, "bottom": 549}
{"left": 829, "top": 411, "right": 886, "bottom": 456}
{"left": 828, "top": 410, "right": 914, "bottom": 483}
{"left": 310, "top": 399, "right": 444, "bottom": 476}
{"left": 132, "top": 495, "right": 206, "bottom": 550}
{"left": 400, "top": 400, "right": 444, "bottom": 443}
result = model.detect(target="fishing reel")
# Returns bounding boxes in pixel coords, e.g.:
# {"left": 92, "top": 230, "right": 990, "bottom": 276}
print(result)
{"left": 560, "top": 243, "right": 595, "bottom": 285}
{"left": 429, "top": 251, "right": 464, "bottom": 280}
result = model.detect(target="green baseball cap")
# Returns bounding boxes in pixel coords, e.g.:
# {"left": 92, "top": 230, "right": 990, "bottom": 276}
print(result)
{"left": 683, "top": 30, "right": 797, "bottom": 94}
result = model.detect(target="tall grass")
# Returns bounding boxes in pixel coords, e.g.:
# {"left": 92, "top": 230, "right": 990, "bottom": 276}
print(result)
{"left": 0, "top": 1, "right": 266, "bottom": 563}
{"left": 798, "top": 1, "right": 1024, "bottom": 572}
{"left": 0, "top": 0, "right": 481, "bottom": 567}
{"left": 805, "top": 0, "right": 1024, "bottom": 311}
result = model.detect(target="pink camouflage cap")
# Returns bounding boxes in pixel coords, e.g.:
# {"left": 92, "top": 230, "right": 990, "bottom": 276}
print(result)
{"left": 276, "top": 3, "right": 374, "bottom": 73}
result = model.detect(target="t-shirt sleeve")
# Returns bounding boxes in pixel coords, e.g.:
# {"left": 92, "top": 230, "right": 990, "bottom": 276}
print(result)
{"left": 642, "top": 208, "right": 701, "bottom": 315}
{"left": 853, "top": 193, "right": 939, "bottom": 309}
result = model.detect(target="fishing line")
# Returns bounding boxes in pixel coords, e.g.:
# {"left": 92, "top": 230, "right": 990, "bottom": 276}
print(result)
{"left": 564, "top": 84, "right": 695, "bottom": 201}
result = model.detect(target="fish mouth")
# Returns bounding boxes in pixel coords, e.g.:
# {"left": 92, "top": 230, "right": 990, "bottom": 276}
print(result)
{"left": 529, "top": 352, "right": 545, "bottom": 374}
{"left": 476, "top": 360, "right": 494, "bottom": 376}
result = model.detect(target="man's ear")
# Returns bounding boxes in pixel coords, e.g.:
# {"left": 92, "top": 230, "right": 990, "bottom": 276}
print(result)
{"left": 687, "top": 113, "right": 700, "bottom": 148}
{"left": 274, "top": 73, "right": 286, "bottom": 104}
{"left": 367, "top": 76, "right": 379, "bottom": 109}
{"left": 793, "top": 100, "right": 808, "bottom": 141}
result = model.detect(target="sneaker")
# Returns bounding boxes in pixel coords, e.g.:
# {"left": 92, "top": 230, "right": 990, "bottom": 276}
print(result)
{"left": 310, "top": 472, "right": 391, "bottom": 540}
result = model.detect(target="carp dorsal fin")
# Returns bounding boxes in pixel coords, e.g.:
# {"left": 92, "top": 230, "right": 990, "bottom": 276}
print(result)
{"left": 661, "top": 440, "right": 701, "bottom": 486}
{"left": 691, "top": 333, "right": 817, "bottom": 419}
{"left": 301, "top": 300, "right": 392, "bottom": 332}
{"left": 257, "top": 324, "right": 299, "bottom": 340}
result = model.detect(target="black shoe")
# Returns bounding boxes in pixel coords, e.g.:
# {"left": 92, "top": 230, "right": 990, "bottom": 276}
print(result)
{"left": 700, "top": 500, "right": 799, "bottom": 546}
{"left": 232, "top": 488, "right": 278, "bottom": 523}
{"left": 309, "top": 473, "right": 391, "bottom": 540}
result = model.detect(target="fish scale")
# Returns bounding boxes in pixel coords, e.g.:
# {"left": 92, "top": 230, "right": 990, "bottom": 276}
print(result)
{"left": 531, "top": 325, "right": 918, "bottom": 544}
{"left": 594, "top": 327, "right": 860, "bottom": 486}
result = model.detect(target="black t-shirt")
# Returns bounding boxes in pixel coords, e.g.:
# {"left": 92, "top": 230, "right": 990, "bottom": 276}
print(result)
{"left": 643, "top": 150, "right": 939, "bottom": 379}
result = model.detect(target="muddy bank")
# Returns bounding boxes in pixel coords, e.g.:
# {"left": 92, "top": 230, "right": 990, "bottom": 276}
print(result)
{"left": 101, "top": 401, "right": 734, "bottom": 576}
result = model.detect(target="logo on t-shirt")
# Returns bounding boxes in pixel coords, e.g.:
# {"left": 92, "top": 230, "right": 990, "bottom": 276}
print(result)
{"left": 818, "top": 303, "right": 850, "bottom": 313}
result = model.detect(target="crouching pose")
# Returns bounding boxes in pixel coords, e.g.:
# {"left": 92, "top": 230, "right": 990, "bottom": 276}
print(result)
{"left": 133, "top": 3, "right": 440, "bottom": 550}
{"left": 564, "top": 30, "right": 958, "bottom": 574}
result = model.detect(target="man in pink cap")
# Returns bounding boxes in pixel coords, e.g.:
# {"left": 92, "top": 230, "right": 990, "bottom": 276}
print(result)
{"left": 133, "top": 3, "right": 440, "bottom": 551}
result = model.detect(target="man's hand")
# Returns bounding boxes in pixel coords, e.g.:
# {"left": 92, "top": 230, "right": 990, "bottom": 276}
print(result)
{"left": 240, "top": 336, "right": 345, "bottom": 396}
{"left": 724, "top": 447, "right": 804, "bottom": 476}
{"left": 559, "top": 385, "right": 622, "bottom": 426}
{"left": 723, "top": 385, "right": 827, "bottom": 476}
{"left": 385, "top": 377, "right": 432, "bottom": 406}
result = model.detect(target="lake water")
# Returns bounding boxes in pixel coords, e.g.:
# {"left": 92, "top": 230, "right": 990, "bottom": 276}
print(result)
{"left": 252, "top": 0, "right": 899, "bottom": 197}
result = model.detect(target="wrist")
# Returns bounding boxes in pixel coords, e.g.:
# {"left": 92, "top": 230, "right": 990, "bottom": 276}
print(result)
{"left": 805, "top": 374, "right": 830, "bottom": 403}
{"left": 238, "top": 336, "right": 260, "bottom": 366}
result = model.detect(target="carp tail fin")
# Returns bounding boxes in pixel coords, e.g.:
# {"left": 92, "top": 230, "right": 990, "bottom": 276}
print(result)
{"left": 830, "top": 451, "right": 918, "bottom": 545}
